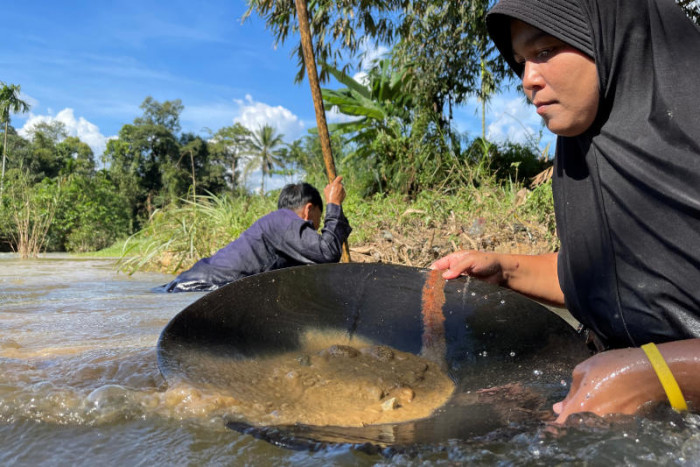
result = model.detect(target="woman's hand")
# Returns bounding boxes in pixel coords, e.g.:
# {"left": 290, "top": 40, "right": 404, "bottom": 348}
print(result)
{"left": 553, "top": 347, "right": 664, "bottom": 423}
{"left": 430, "top": 250, "right": 506, "bottom": 283}
{"left": 554, "top": 339, "right": 700, "bottom": 423}
{"left": 431, "top": 251, "right": 565, "bottom": 306}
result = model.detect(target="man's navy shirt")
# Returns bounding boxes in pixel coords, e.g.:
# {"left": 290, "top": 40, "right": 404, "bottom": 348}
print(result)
{"left": 162, "top": 203, "right": 351, "bottom": 292}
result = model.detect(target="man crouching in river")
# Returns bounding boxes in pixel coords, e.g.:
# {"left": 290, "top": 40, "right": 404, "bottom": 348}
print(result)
{"left": 155, "top": 176, "right": 351, "bottom": 293}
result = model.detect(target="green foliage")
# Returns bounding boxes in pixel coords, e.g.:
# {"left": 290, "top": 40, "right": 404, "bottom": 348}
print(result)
{"left": 242, "top": 124, "right": 286, "bottom": 193}
{"left": 0, "top": 169, "right": 60, "bottom": 258}
{"left": 678, "top": 0, "right": 700, "bottom": 24}
{"left": 136, "top": 97, "right": 184, "bottom": 133}
{"left": 321, "top": 60, "right": 455, "bottom": 196}
{"left": 49, "top": 174, "right": 131, "bottom": 252}
{"left": 244, "top": 0, "right": 402, "bottom": 83}
{"left": 208, "top": 123, "right": 252, "bottom": 191}
{"left": 276, "top": 134, "right": 343, "bottom": 187}
{"left": 118, "top": 193, "right": 277, "bottom": 273}
{"left": 392, "top": 1, "right": 508, "bottom": 122}
{"left": 243, "top": 0, "right": 508, "bottom": 110}
{"left": 56, "top": 136, "right": 95, "bottom": 177}
{"left": 1, "top": 82, "right": 32, "bottom": 202}
{"left": 521, "top": 179, "right": 558, "bottom": 248}
{"left": 18, "top": 121, "right": 70, "bottom": 181}
{"left": 104, "top": 97, "right": 187, "bottom": 227}
{"left": 463, "top": 138, "right": 549, "bottom": 184}
{"left": 322, "top": 59, "right": 412, "bottom": 143}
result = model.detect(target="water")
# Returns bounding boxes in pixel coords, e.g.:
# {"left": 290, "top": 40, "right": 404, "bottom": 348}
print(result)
{"left": 1, "top": 254, "right": 699, "bottom": 465}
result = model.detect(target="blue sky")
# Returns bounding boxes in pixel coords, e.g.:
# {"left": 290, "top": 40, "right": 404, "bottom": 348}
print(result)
{"left": 4, "top": 0, "right": 554, "bottom": 172}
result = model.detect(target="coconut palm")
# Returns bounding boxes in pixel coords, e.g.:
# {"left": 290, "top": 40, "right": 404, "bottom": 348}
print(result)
{"left": 0, "top": 82, "right": 31, "bottom": 201}
{"left": 242, "top": 124, "right": 285, "bottom": 194}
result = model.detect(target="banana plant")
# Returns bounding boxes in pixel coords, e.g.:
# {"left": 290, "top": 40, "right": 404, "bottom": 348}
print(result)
{"left": 320, "top": 59, "right": 414, "bottom": 149}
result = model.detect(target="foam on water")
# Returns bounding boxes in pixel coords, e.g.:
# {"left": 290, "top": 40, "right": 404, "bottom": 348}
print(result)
{"left": 1, "top": 254, "right": 700, "bottom": 465}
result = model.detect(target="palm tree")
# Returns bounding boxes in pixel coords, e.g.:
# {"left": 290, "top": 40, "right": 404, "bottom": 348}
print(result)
{"left": 0, "top": 82, "right": 31, "bottom": 201}
{"left": 242, "top": 124, "right": 285, "bottom": 194}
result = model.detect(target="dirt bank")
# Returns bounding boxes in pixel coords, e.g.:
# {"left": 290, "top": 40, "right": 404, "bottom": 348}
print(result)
{"left": 348, "top": 209, "right": 556, "bottom": 267}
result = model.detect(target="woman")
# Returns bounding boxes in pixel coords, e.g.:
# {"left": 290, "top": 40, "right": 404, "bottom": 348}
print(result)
{"left": 433, "top": 0, "right": 700, "bottom": 422}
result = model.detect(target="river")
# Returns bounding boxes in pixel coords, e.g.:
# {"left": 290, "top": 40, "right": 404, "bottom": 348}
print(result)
{"left": 1, "top": 254, "right": 699, "bottom": 465}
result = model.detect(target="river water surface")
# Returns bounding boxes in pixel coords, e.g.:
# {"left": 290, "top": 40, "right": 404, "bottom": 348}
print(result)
{"left": 1, "top": 254, "right": 699, "bottom": 465}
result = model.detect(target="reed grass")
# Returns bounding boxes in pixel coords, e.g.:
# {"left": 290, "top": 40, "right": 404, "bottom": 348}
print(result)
{"left": 115, "top": 171, "right": 557, "bottom": 274}
{"left": 117, "top": 192, "right": 276, "bottom": 274}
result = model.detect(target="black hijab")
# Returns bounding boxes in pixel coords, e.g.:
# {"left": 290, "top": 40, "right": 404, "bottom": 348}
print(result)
{"left": 487, "top": 0, "right": 700, "bottom": 348}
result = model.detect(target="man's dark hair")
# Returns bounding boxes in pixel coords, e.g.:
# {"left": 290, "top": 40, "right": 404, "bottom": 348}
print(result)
{"left": 278, "top": 182, "right": 323, "bottom": 211}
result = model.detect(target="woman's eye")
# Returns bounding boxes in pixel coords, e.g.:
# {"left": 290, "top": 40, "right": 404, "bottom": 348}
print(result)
{"left": 536, "top": 48, "right": 554, "bottom": 60}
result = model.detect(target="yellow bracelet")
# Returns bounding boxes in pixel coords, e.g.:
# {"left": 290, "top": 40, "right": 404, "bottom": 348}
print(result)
{"left": 641, "top": 342, "right": 688, "bottom": 412}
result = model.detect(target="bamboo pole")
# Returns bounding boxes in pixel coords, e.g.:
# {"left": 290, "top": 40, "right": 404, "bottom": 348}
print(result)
{"left": 294, "top": 0, "right": 351, "bottom": 262}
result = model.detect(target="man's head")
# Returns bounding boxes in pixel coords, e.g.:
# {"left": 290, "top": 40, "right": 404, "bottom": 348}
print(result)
{"left": 278, "top": 182, "right": 323, "bottom": 230}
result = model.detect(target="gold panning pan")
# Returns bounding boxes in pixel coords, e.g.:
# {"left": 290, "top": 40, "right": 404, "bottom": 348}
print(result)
{"left": 157, "top": 263, "right": 589, "bottom": 450}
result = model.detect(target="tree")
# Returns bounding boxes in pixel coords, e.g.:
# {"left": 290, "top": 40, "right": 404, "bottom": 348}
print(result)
{"left": 280, "top": 133, "right": 346, "bottom": 186}
{"left": 3, "top": 169, "right": 60, "bottom": 258}
{"left": 390, "top": 1, "right": 507, "bottom": 129}
{"left": 104, "top": 97, "right": 183, "bottom": 225}
{"left": 208, "top": 123, "right": 251, "bottom": 191}
{"left": 56, "top": 136, "right": 95, "bottom": 177}
{"left": 244, "top": 0, "right": 403, "bottom": 83}
{"left": 136, "top": 97, "right": 184, "bottom": 133}
{"left": 321, "top": 59, "right": 451, "bottom": 195}
{"left": 176, "top": 133, "right": 228, "bottom": 198}
{"left": 322, "top": 59, "right": 413, "bottom": 145}
{"left": 0, "top": 82, "right": 31, "bottom": 202}
{"left": 50, "top": 173, "right": 131, "bottom": 252}
{"left": 244, "top": 0, "right": 507, "bottom": 122}
{"left": 242, "top": 124, "right": 285, "bottom": 193}
{"left": 23, "top": 121, "right": 69, "bottom": 180}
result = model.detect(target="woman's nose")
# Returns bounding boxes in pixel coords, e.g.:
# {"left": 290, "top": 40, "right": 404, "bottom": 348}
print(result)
{"left": 521, "top": 61, "right": 544, "bottom": 93}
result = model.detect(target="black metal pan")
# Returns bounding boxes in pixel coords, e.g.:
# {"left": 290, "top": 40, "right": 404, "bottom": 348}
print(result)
{"left": 157, "top": 263, "right": 589, "bottom": 450}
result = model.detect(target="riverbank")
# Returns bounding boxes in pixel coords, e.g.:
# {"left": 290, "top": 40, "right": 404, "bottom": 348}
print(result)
{"left": 110, "top": 182, "right": 558, "bottom": 275}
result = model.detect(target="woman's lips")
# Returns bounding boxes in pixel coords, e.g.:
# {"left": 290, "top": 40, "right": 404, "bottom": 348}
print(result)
{"left": 535, "top": 101, "right": 555, "bottom": 115}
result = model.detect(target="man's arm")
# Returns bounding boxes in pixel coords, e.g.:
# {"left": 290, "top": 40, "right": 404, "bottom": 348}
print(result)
{"left": 275, "top": 177, "right": 351, "bottom": 264}
{"left": 431, "top": 251, "right": 565, "bottom": 306}
{"left": 553, "top": 338, "right": 700, "bottom": 422}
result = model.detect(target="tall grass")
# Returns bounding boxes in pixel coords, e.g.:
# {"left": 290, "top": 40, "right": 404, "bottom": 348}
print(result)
{"left": 116, "top": 167, "right": 557, "bottom": 274}
{"left": 115, "top": 139, "right": 557, "bottom": 273}
{"left": 1, "top": 171, "right": 61, "bottom": 259}
{"left": 118, "top": 192, "right": 276, "bottom": 274}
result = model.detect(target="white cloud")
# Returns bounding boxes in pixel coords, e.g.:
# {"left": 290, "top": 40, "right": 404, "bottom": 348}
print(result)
{"left": 326, "top": 105, "right": 360, "bottom": 125}
{"left": 233, "top": 94, "right": 305, "bottom": 141}
{"left": 18, "top": 92, "right": 39, "bottom": 113}
{"left": 358, "top": 39, "right": 390, "bottom": 71}
{"left": 484, "top": 93, "right": 552, "bottom": 148}
{"left": 451, "top": 89, "right": 556, "bottom": 157}
{"left": 19, "top": 108, "right": 110, "bottom": 157}
{"left": 183, "top": 95, "right": 307, "bottom": 140}
{"left": 352, "top": 71, "right": 369, "bottom": 87}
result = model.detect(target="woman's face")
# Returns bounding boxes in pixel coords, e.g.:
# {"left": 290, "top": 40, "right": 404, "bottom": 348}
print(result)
{"left": 510, "top": 19, "right": 600, "bottom": 137}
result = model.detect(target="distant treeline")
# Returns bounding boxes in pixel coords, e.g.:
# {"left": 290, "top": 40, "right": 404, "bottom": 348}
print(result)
{"left": 0, "top": 91, "right": 551, "bottom": 257}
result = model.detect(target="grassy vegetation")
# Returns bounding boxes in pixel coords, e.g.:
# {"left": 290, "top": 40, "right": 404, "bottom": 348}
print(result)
{"left": 116, "top": 193, "right": 277, "bottom": 274}
{"left": 112, "top": 170, "right": 557, "bottom": 275}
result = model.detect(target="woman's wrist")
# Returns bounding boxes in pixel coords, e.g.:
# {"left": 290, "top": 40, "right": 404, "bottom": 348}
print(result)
{"left": 656, "top": 339, "right": 700, "bottom": 405}
{"left": 616, "top": 348, "right": 666, "bottom": 402}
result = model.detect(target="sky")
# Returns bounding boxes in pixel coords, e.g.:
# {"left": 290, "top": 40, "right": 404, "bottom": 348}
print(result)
{"left": 3, "top": 0, "right": 555, "bottom": 188}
